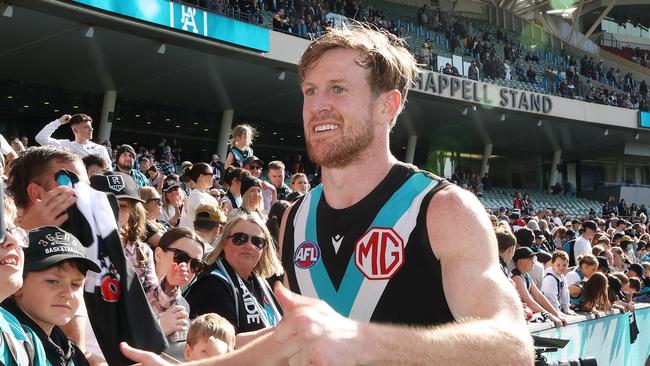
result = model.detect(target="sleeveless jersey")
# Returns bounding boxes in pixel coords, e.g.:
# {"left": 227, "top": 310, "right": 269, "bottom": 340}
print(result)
{"left": 282, "top": 163, "right": 455, "bottom": 325}
{"left": 228, "top": 147, "right": 252, "bottom": 167}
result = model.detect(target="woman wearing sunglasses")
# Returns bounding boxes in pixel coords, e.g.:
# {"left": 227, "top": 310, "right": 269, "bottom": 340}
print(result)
{"left": 185, "top": 213, "right": 283, "bottom": 335}
{"left": 140, "top": 187, "right": 170, "bottom": 247}
{"left": 154, "top": 228, "right": 206, "bottom": 343}
{"left": 179, "top": 163, "right": 219, "bottom": 229}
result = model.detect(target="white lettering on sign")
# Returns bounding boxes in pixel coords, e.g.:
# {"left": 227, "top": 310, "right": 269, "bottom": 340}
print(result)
{"left": 180, "top": 6, "right": 198, "bottom": 33}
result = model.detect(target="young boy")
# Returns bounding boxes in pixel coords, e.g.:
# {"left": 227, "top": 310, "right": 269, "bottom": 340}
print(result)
{"left": 184, "top": 313, "right": 235, "bottom": 362}
{"left": 541, "top": 251, "right": 571, "bottom": 315}
{"left": 2, "top": 226, "right": 100, "bottom": 366}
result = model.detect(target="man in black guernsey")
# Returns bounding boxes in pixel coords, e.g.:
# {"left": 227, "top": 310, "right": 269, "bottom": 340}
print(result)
{"left": 122, "top": 25, "right": 534, "bottom": 366}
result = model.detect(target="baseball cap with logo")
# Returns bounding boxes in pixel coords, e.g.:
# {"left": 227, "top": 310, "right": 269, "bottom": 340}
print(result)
{"left": 513, "top": 247, "right": 537, "bottom": 262}
{"left": 162, "top": 178, "right": 181, "bottom": 192}
{"left": 24, "top": 226, "right": 100, "bottom": 273}
{"left": 90, "top": 171, "right": 144, "bottom": 202}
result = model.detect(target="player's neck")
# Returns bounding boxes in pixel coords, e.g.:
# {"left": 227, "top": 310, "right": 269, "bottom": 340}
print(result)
{"left": 321, "top": 146, "right": 396, "bottom": 209}
{"left": 74, "top": 136, "right": 89, "bottom": 145}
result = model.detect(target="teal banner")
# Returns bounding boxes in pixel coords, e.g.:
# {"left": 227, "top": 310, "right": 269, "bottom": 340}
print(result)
{"left": 532, "top": 307, "right": 650, "bottom": 365}
{"left": 641, "top": 111, "right": 650, "bottom": 129}
{"left": 71, "top": 0, "right": 269, "bottom": 52}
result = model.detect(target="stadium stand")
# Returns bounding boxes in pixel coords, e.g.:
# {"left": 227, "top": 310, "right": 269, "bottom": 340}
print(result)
{"left": 478, "top": 187, "right": 602, "bottom": 218}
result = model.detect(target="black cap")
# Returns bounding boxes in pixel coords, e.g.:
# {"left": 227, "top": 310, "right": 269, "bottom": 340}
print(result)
{"left": 162, "top": 179, "right": 181, "bottom": 192}
{"left": 242, "top": 156, "right": 264, "bottom": 167}
{"left": 513, "top": 247, "right": 537, "bottom": 262}
{"left": 240, "top": 175, "right": 262, "bottom": 196}
{"left": 90, "top": 171, "right": 144, "bottom": 202}
{"left": 116, "top": 144, "right": 137, "bottom": 161}
{"left": 25, "top": 226, "right": 100, "bottom": 273}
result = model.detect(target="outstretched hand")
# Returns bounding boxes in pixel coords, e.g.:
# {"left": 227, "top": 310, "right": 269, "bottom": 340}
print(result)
{"left": 120, "top": 343, "right": 172, "bottom": 366}
{"left": 273, "top": 283, "right": 366, "bottom": 366}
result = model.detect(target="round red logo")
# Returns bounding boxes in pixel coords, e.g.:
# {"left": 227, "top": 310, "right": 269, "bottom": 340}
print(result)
{"left": 294, "top": 241, "right": 321, "bottom": 269}
{"left": 100, "top": 274, "right": 121, "bottom": 302}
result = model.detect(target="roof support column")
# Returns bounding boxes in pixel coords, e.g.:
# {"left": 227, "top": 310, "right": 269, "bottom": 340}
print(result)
{"left": 217, "top": 109, "right": 234, "bottom": 161}
{"left": 616, "top": 157, "right": 624, "bottom": 183}
{"left": 97, "top": 90, "right": 116, "bottom": 144}
{"left": 480, "top": 143, "right": 493, "bottom": 178}
{"left": 549, "top": 150, "right": 561, "bottom": 190}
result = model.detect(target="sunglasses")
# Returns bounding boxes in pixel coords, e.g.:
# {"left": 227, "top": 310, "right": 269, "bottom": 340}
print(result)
{"left": 228, "top": 232, "right": 266, "bottom": 249}
{"left": 147, "top": 198, "right": 162, "bottom": 205}
{"left": 164, "top": 247, "right": 206, "bottom": 274}
{"left": 247, "top": 165, "right": 262, "bottom": 171}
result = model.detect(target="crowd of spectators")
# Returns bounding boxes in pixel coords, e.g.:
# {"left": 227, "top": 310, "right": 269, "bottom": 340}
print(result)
{"left": 1, "top": 106, "right": 649, "bottom": 364}
{"left": 602, "top": 45, "right": 650, "bottom": 70}
{"left": 271, "top": 0, "right": 403, "bottom": 40}
{"left": 0, "top": 112, "right": 316, "bottom": 365}
{"left": 490, "top": 205, "right": 650, "bottom": 329}
{"left": 184, "top": 0, "right": 649, "bottom": 113}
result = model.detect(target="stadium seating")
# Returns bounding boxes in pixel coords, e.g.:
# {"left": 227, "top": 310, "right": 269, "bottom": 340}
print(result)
{"left": 478, "top": 187, "right": 602, "bottom": 217}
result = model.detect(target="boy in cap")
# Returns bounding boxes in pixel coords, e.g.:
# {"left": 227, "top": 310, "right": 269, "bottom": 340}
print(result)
{"left": 193, "top": 204, "right": 226, "bottom": 256}
{"left": 3, "top": 226, "right": 100, "bottom": 366}
{"left": 510, "top": 247, "right": 566, "bottom": 327}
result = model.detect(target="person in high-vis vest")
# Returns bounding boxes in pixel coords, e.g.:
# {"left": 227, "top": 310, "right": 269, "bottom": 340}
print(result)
{"left": 122, "top": 25, "right": 534, "bottom": 366}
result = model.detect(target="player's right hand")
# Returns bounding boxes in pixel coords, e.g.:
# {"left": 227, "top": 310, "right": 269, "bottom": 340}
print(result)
{"left": 58, "top": 114, "right": 72, "bottom": 124}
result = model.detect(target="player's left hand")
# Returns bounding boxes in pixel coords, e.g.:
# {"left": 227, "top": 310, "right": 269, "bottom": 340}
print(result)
{"left": 273, "top": 283, "right": 366, "bottom": 366}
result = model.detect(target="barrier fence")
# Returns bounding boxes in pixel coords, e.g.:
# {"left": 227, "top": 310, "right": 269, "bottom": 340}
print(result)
{"left": 530, "top": 304, "right": 650, "bottom": 365}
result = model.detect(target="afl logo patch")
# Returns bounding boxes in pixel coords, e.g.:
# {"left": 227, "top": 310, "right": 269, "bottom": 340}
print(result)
{"left": 294, "top": 241, "right": 321, "bottom": 269}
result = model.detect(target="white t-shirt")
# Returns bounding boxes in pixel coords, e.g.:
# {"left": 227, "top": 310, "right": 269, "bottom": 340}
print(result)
{"left": 565, "top": 269, "right": 583, "bottom": 287}
{"left": 35, "top": 119, "right": 112, "bottom": 168}
{"left": 573, "top": 236, "right": 592, "bottom": 261}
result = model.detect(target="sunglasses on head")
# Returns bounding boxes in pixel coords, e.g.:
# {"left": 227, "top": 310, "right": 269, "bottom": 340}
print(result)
{"left": 228, "top": 232, "right": 266, "bottom": 249}
{"left": 164, "top": 247, "right": 206, "bottom": 273}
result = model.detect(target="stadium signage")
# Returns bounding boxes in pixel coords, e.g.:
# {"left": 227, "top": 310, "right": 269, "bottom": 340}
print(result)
{"left": 70, "top": 0, "right": 270, "bottom": 52}
{"left": 414, "top": 71, "right": 553, "bottom": 114}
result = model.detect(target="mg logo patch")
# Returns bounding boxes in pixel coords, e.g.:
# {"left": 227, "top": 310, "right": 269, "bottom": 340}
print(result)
{"left": 354, "top": 227, "right": 404, "bottom": 280}
{"left": 108, "top": 175, "right": 125, "bottom": 192}
{"left": 294, "top": 241, "right": 320, "bottom": 269}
